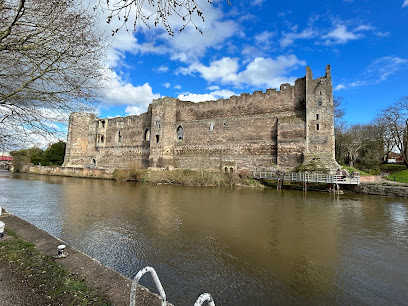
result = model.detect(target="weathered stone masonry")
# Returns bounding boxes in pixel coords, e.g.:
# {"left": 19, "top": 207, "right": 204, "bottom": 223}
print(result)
{"left": 63, "top": 66, "right": 339, "bottom": 172}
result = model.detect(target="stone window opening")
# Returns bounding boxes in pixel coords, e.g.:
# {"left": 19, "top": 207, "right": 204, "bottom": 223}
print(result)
{"left": 209, "top": 123, "right": 214, "bottom": 131}
{"left": 230, "top": 167, "right": 234, "bottom": 173}
{"left": 100, "top": 120, "right": 105, "bottom": 128}
{"left": 283, "top": 85, "right": 287, "bottom": 89}
{"left": 316, "top": 114, "right": 319, "bottom": 120}
{"left": 318, "top": 101, "right": 322, "bottom": 106}
{"left": 177, "top": 125, "right": 184, "bottom": 140}
{"left": 224, "top": 167, "right": 228, "bottom": 173}
{"left": 316, "top": 124, "right": 320, "bottom": 131}
{"left": 319, "top": 91, "right": 322, "bottom": 96}
{"left": 155, "top": 120, "right": 161, "bottom": 129}
{"left": 92, "top": 158, "right": 96, "bottom": 165}
{"left": 101, "top": 135, "right": 104, "bottom": 143}
{"left": 156, "top": 134, "right": 160, "bottom": 143}
{"left": 223, "top": 122, "right": 226, "bottom": 128}
{"left": 118, "top": 130, "right": 122, "bottom": 143}
{"left": 144, "top": 128, "right": 150, "bottom": 141}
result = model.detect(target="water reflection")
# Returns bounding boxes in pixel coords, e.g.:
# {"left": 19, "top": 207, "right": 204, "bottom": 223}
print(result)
{"left": 1, "top": 171, "right": 408, "bottom": 305}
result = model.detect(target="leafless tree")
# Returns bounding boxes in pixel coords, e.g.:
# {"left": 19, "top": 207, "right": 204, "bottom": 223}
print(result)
{"left": 378, "top": 96, "right": 408, "bottom": 166}
{"left": 98, "top": 0, "right": 231, "bottom": 36}
{"left": 0, "top": 0, "right": 106, "bottom": 148}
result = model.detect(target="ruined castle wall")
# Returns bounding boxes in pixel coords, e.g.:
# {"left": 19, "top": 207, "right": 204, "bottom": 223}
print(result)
{"left": 168, "top": 83, "right": 307, "bottom": 171}
{"left": 94, "top": 111, "right": 152, "bottom": 168}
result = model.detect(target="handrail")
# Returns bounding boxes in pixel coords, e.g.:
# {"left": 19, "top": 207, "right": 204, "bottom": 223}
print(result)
{"left": 194, "top": 293, "right": 216, "bottom": 306}
{"left": 130, "top": 266, "right": 166, "bottom": 306}
{"left": 252, "top": 171, "right": 360, "bottom": 185}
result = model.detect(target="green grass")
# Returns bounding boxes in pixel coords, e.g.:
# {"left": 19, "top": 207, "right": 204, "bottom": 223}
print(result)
{"left": 379, "top": 163, "right": 407, "bottom": 174}
{"left": 0, "top": 230, "right": 111, "bottom": 306}
{"left": 340, "top": 165, "right": 370, "bottom": 176}
{"left": 387, "top": 169, "right": 408, "bottom": 183}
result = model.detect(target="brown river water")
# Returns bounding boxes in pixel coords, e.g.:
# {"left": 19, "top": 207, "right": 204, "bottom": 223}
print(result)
{"left": 0, "top": 171, "right": 407, "bottom": 305}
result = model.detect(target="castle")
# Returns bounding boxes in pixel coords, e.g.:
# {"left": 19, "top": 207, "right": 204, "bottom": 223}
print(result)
{"left": 63, "top": 65, "right": 339, "bottom": 173}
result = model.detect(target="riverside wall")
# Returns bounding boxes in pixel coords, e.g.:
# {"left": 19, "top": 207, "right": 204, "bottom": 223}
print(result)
{"left": 0, "top": 209, "right": 170, "bottom": 305}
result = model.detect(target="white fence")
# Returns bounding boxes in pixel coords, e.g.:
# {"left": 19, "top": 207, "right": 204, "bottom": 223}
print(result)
{"left": 253, "top": 172, "right": 360, "bottom": 185}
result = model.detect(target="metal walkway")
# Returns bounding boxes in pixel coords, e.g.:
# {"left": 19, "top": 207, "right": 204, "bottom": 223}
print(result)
{"left": 253, "top": 172, "right": 360, "bottom": 185}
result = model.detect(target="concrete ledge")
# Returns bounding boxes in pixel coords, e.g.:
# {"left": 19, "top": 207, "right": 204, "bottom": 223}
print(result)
{"left": 0, "top": 210, "right": 169, "bottom": 306}
{"left": 350, "top": 182, "right": 408, "bottom": 197}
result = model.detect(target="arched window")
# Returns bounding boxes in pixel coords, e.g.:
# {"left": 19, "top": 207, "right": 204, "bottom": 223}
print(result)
{"left": 156, "top": 134, "right": 160, "bottom": 143}
{"left": 92, "top": 158, "right": 96, "bottom": 165}
{"left": 144, "top": 129, "right": 150, "bottom": 141}
{"left": 177, "top": 126, "right": 184, "bottom": 140}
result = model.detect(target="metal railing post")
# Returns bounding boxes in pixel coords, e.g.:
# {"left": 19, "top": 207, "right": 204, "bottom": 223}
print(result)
{"left": 130, "top": 266, "right": 166, "bottom": 306}
{"left": 194, "top": 293, "right": 216, "bottom": 306}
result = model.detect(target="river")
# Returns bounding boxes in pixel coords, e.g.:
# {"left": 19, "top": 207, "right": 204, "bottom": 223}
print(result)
{"left": 0, "top": 171, "right": 407, "bottom": 305}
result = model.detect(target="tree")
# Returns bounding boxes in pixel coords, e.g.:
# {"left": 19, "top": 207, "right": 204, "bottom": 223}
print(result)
{"left": 1, "top": 0, "right": 105, "bottom": 148}
{"left": 45, "top": 141, "right": 66, "bottom": 165}
{"left": 333, "top": 96, "right": 347, "bottom": 163}
{"left": 378, "top": 96, "right": 408, "bottom": 166}
{"left": 99, "top": 0, "right": 231, "bottom": 35}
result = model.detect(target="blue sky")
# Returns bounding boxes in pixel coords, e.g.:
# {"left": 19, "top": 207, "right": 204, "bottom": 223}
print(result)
{"left": 94, "top": 0, "right": 408, "bottom": 125}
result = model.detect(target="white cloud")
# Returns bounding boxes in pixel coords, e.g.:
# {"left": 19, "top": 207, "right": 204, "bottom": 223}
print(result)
{"left": 207, "top": 85, "right": 220, "bottom": 90}
{"left": 177, "top": 88, "right": 237, "bottom": 102}
{"left": 210, "top": 89, "right": 236, "bottom": 98}
{"left": 366, "top": 56, "right": 408, "bottom": 82}
{"left": 322, "top": 24, "right": 363, "bottom": 45}
{"left": 334, "top": 84, "right": 346, "bottom": 91}
{"left": 102, "top": 70, "right": 160, "bottom": 111}
{"left": 280, "top": 28, "right": 316, "bottom": 47}
{"left": 354, "top": 25, "right": 374, "bottom": 32}
{"left": 182, "top": 55, "right": 306, "bottom": 88}
{"left": 403, "top": 0, "right": 408, "bottom": 7}
{"left": 178, "top": 93, "right": 216, "bottom": 102}
{"left": 155, "top": 65, "right": 169, "bottom": 73}
{"left": 255, "top": 31, "right": 276, "bottom": 45}
{"left": 174, "top": 85, "right": 182, "bottom": 90}
{"left": 181, "top": 57, "right": 240, "bottom": 83}
{"left": 125, "top": 106, "right": 145, "bottom": 116}
{"left": 162, "top": 82, "right": 170, "bottom": 88}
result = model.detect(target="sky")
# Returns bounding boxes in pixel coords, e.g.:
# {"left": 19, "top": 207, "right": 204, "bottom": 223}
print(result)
{"left": 85, "top": 0, "right": 408, "bottom": 125}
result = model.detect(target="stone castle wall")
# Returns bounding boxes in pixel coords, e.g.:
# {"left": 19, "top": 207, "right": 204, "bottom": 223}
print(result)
{"left": 63, "top": 66, "right": 338, "bottom": 172}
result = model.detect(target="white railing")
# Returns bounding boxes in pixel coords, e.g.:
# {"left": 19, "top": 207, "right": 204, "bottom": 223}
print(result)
{"left": 130, "top": 266, "right": 216, "bottom": 306}
{"left": 253, "top": 172, "right": 360, "bottom": 185}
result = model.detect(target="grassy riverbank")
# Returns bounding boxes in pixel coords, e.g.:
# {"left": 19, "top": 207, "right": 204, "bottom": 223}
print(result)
{"left": 113, "top": 167, "right": 263, "bottom": 187}
{"left": 0, "top": 230, "right": 111, "bottom": 306}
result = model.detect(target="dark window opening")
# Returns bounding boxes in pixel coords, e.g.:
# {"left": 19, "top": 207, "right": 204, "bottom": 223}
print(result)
{"left": 318, "top": 101, "right": 322, "bottom": 106}
{"left": 177, "top": 126, "right": 184, "bottom": 140}
{"left": 230, "top": 167, "right": 234, "bottom": 173}
{"left": 118, "top": 130, "right": 122, "bottom": 142}
{"left": 100, "top": 120, "right": 105, "bottom": 128}
{"left": 223, "top": 122, "right": 226, "bottom": 128}
{"left": 316, "top": 114, "right": 319, "bottom": 120}
{"left": 316, "top": 124, "right": 320, "bottom": 131}
{"left": 224, "top": 167, "right": 228, "bottom": 173}
{"left": 144, "top": 129, "right": 150, "bottom": 141}
{"left": 92, "top": 158, "right": 96, "bottom": 164}
{"left": 101, "top": 135, "right": 104, "bottom": 143}
{"left": 156, "top": 134, "right": 160, "bottom": 143}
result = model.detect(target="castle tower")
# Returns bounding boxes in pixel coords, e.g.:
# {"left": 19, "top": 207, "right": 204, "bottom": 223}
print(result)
{"left": 63, "top": 113, "right": 98, "bottom": 167}
{"left": 149, "top": 97, "right": 177, "bottom": 167}
{"left": 304, "top": 65, "right": 339, "bottom": 171}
